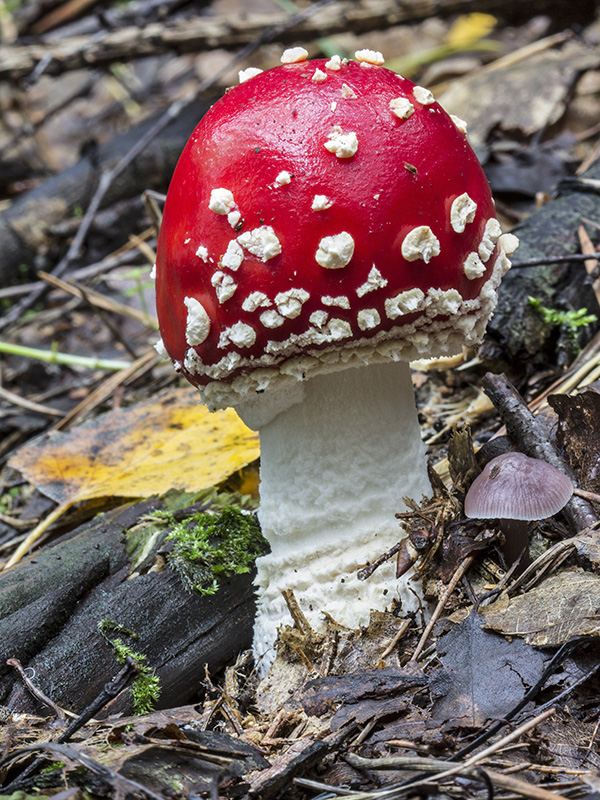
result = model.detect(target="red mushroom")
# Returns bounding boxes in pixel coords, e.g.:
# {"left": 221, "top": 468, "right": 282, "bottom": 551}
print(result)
{"left": 155, "top": 50, "right": 518, "bottom": 670}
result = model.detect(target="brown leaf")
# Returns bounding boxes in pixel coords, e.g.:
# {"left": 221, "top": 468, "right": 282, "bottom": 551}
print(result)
{"left": 482, "top": 569, "right": 600, "bottom": 646}
{"left": 430, "top": 611, "right": 545, "bottom": 727}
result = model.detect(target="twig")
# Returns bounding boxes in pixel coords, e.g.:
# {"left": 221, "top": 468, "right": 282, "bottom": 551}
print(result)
{"left": 6, "top": 658, "right": 68, "bottom": 719}
{"left": 0, "top": 341, "right": 131, "bottom": 371}
{"left": 1, "top": 740, "right": 165, "bottom": 799}
{"left": 0, "top": 385, "right": 63, "bottom": 418}
{"left": 409, "top": 554, "right": 474, "bottom": 662}
{"left": 38, "top": 271, "right": 158, "bottom": 328}
{"left": 380, "top": 618, "right": 411, "bottom": 660}
{"left": 344, "top": 708, "right": 560, "bottom": 799}
{"left": 510, "top": 252, "right": 599, "bottom": 268}
{"left": 57, "top": 656, "right": 139, "bottom": 742}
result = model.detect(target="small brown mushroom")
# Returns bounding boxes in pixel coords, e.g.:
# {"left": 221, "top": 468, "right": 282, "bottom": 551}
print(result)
{"left": 464, "top": 451, "right": 574, "bottom": 572}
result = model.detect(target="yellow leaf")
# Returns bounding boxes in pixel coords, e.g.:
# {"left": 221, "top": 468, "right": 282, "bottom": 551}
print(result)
{"left": 5, "top": 389, "right": 259, "bottom": 568}
{"left": 446, "top": 13, "right": 496, "bottom": 46}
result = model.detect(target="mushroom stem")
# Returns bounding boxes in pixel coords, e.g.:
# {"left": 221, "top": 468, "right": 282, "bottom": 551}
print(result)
{"left": 499, "top": 518, "right": 530, "bottom": 573}
{"left": 238, "top": 360, "right": 432, "bottom": 670}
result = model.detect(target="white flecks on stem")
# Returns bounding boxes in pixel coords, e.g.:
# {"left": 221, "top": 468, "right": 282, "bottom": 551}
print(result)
{"left": 315, "top": 231, "right": 355, "bottom": 269}
{"left": 450, "top": 193, "right": 478, "bottom": 233}
{"left": 184, "top": 296, "right": 211, "bottom": 345}
{"left": 238, "top": 226, "right": 282, "bottom": 261}
{"left": 196, "top": 244, "right": 209, "bottom": 261}
{"left": 209, "top": 188, "right": 235, "bottom": 215}
{"left": 324, "top": 126, "right": 358, "bottom": 159}
{"left": 401, "top": 226, "right": 440, "bottom": 263}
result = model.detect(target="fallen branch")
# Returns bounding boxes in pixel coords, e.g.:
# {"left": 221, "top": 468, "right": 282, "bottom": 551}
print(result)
{"left": 0, "top": 0, "right": 576, "bottom": 81}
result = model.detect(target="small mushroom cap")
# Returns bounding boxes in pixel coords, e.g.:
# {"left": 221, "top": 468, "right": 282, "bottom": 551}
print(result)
{"left": 156, "top": 56, "right": 517, "bottom": 408}
{"left": 464, "top": 451, "right": 574, "bottom": 521}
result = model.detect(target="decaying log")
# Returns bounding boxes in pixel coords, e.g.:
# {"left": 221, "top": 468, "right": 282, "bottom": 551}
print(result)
{"left": 486, "top": 158, "right": 600, "bottom": 364}
{"left": 0, "top": 499, "right": 258, "bottom": 717}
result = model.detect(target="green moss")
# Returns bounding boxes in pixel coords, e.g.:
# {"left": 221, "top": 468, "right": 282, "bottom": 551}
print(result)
{"left": 528, "top": 296, "right": 598, "bottom": 351}
{"left": 166, "top": 506, "right": 267, "bottom": 596}
{"left": 98, "top": 619, "right": 161, "bottom": 715}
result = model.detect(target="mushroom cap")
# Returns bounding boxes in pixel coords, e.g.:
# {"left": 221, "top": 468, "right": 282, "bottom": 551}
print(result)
{"left": 155, "top": 57, "right": 517, "bottom": 408}
{"left": 464, "top": 451, "right": 574, "bottom": 521}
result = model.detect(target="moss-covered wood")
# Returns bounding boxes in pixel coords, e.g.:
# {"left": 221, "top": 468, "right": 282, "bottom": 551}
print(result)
{"left": 0, "top": 497, "right": 259, "bottom": 717}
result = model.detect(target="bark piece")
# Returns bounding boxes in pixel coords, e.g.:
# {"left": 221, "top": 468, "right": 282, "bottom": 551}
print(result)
{"left": 486, "top": 158, "right": 600, "bottom": 363}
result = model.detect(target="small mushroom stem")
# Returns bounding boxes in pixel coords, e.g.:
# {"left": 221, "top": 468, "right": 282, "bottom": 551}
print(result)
{"left": 238, "top": 360, "right": 432, "bottom": 670}
{"left": 499, "top": 518, "right": 530, "bottom": 573}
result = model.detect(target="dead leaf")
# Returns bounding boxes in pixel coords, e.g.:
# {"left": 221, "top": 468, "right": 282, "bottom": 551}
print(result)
{"left": 5, "top": 389, "right": 259, "bottom": 568}
{"left": 482, "top": 569, "right": 600, "bottom": 646}
{"left": 548, "top": 389, "right": 600, "bottom": 494}
{"left": 573, "top": 530, "right": 600, "bottom": 570}
{"left": 439, "top": 40, "right": 600, "bottom": 151}
{"left": 430, "top": 611, "right": 545, "bottom": 727}
{"left": 446, "top": 13, "right": 496, "bottom": 47}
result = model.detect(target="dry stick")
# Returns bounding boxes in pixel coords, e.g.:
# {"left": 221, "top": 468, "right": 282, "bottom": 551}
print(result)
{"left": 344, "top": 708, "right": 561, "bottom": 800}
{"left": 410, "top": 554, "right": 474, "bottom": 662}
{"left": 0, "top": 0, "right": 338, "bottom": 332}
{"left": 6, "top": 658, "right": 68, "bottom": 719}
{"left": 482, "top": 373, "right": 598, "bottom": 532}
